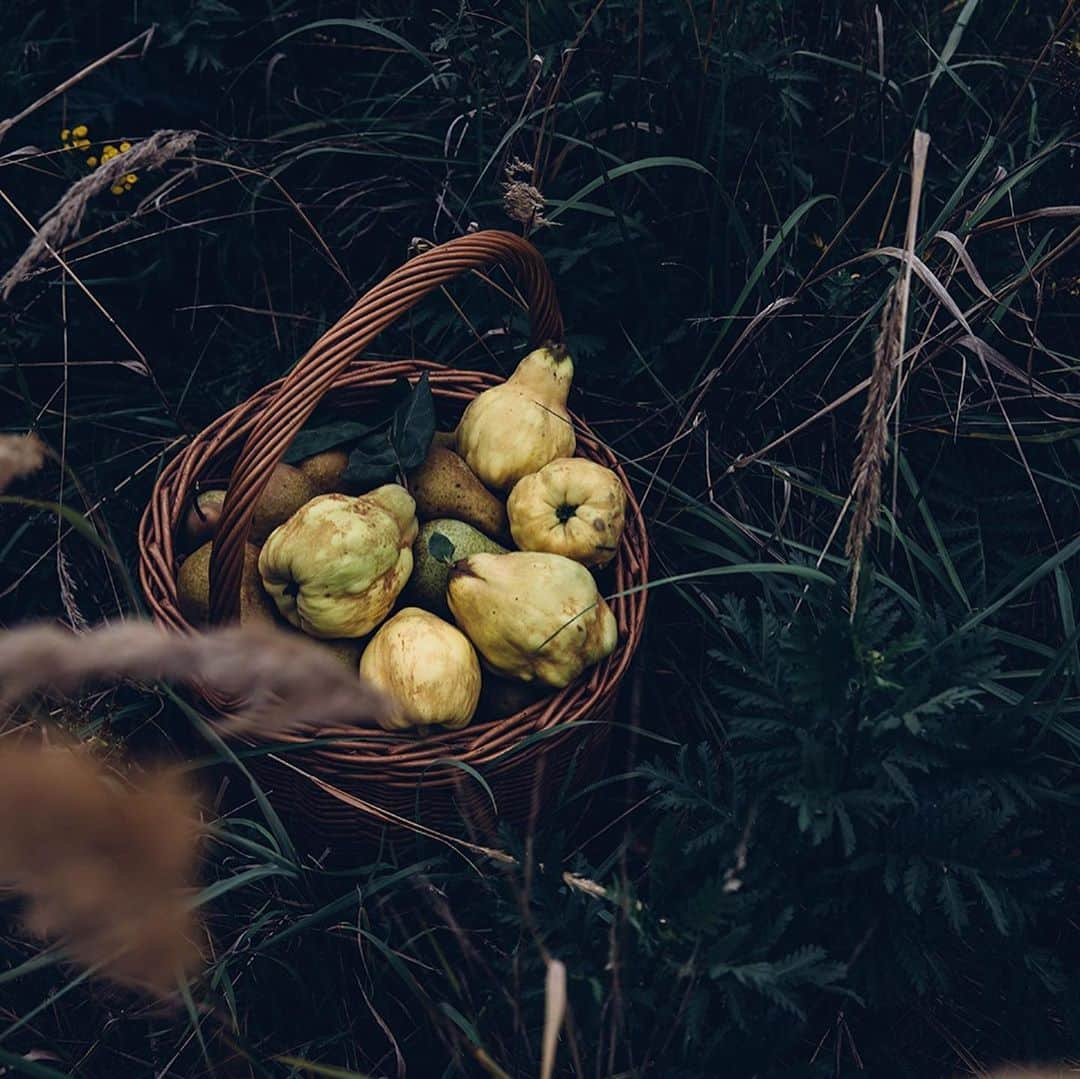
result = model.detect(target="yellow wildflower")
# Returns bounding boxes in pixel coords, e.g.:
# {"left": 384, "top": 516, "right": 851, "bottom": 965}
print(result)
{"left": 102, "top": 145, "right": 118, "bottom": 161}
{"left": 125, "top": 174, "right": 137, "bottom": 185}
{"left": 110, "top": 184, "right": 125, "bottom": 196}
{"left": 119, "top": 141, "right": 131, "bottom": 153}
{"left": 86, "top": 156, "right": 98, "bottom": 168}
{"left": 72, "top": 124, "right": 88, "bottom": 138}
{"left": 60, "top": 128, "right": 70, "bottom": 141}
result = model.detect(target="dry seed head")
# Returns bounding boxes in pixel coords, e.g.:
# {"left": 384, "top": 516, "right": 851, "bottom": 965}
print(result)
{"left": 0, "top": 741, "right": 203, "bottom": 996}
{"left": 0, "top": 619, "right": 393, "bottom": 735}
{"left": 502, "top": 157, "right": 557, "bottom": 230}
{"left": 3, "top": 129, "right": 197, "bottom": 298}
{"left": 0, "top": 433, "right": 46, "bottom": 491}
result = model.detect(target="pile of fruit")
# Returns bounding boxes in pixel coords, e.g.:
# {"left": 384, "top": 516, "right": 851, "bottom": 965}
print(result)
{"left": 176, "top": 346, "right": 627, "bottom": 733}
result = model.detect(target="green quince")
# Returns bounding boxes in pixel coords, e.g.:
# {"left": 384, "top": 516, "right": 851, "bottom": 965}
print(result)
{"left": 258, "top": 485, "right": 417, "bottom": 638}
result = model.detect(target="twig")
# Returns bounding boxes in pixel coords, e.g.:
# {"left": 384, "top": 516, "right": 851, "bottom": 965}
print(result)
{"left": 0, "top": 27, "right": 155, "bottom": 146}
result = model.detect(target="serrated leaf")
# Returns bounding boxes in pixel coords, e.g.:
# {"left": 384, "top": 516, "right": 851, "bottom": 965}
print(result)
{"left": 903, "top": 860, "right": 928, "bottom": 913}
{"left": 835, "top": 803, "right": 856, "bottom": 855}
{"left": 882, "top": 761, "right": 918, "bottom": 806}
{"left": 390, "top": 371, "right": 435, "bottom": 470}
{"left": 970, "top": 872, "right": 1011, "bottom": 935}
{"left": 428, "top": 531, "right": 455, "bottom": 564}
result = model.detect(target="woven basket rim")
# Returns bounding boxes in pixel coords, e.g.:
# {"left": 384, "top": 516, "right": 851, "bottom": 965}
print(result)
{"left": 138, "top": 362, "right": 648, "bottom": 774}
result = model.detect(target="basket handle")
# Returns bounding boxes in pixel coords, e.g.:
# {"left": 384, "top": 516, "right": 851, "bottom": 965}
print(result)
{"left": 208, "top": 230, "right": 564, "bottom": 624}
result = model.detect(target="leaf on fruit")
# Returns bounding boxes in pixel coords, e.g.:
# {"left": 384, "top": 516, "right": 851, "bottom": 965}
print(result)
{"left": 283, "top": 419, "right": 378, "bottom": 463}
{"left": 428, "top": 531, "right": 455, "bottom": 565}
{"left": 296, "top": 374, "right": 434, "bottom": 488}
{"left": 283, "top": 379, "right": 412, "bottom": 463}
{"left": 341, "top": 432, "right": 398, "bottom": 489}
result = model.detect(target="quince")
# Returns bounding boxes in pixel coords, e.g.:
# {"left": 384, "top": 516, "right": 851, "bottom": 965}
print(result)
{"left": 456, "top": 344, "right": 575, "bottom": 491}
{"left": 507, "top": 458, "right": 626, "bottom": 568}
{"left": 447, "top": 551, "right": 617, "bottom": 688}
{"left": 258, "top": 486, "right": 417, "bottom": 638}
{"left": 360, "top": 607, "right": 481, "bottom": 731}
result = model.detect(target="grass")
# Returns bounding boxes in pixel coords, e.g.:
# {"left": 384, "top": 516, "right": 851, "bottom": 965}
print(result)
{"left": 2, "top": 1, "right": 1080, "bottom": 1075}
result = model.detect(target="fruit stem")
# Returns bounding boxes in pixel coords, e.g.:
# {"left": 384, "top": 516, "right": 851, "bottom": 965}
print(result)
{"left": 544, "top": 340, "right": 570, "bottom": 364}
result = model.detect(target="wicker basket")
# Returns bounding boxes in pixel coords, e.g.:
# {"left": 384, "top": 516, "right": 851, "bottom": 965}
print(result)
{"left": 138, "top": 231, "right": 648, "bottom": 844}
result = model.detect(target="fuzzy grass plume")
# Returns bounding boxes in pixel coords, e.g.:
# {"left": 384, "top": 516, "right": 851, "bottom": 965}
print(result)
{"left": 0, "top": 617, "right": 391, "bottom": 995}
{"left": 0, "top": 620, "right": 392, "bottom": 735}
{"left": 0, "top": 741, "right": 202, "bottom": 996}
{"left": 0, "top": 432, "right": 46, "bottom": 489}
{"left": 1, "top": 129, "right": 196, "bottom": 298}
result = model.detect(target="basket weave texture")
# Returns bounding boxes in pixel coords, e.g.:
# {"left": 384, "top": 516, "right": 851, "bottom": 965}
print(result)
{"left": 138, "top": 231, "right": 648, "bottom": 841}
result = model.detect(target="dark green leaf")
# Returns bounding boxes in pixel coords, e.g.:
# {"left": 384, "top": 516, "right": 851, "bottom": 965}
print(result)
{"left": 428, "top": 531, "right": 455, "bottom": 565}
{"left": 285, "top": 378, "right": 412, "bottom": 464}
{"left": 342, "top": 431, "right": 398, "bottom": 489}
{"left": 938, "top": 871, "right": 968, "bottom": 934}
{"left": 390, "top": 371, "right": 435, "bottom": 471}
{"left": 283, "top": 419, "right": 378, "bottom": 463}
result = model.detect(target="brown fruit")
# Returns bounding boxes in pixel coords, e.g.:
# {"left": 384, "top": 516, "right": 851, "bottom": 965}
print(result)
{"left": 297, "top": 449, "right": 350, "bottom": 495}
{"left": 251, "top": 463, "right": 317, "bottom": 542}
{"left": 408, "top": 446, "right": 508, "bottom": 540}
{"left": 177, "top": 542, "right": 277, "bottom": 626}
{"left": 182, "top": 488, "right": 226, "bottom": 549}
{"left": 273, "top": 624, "right": 367, "bottom": 670}
{"left": 432, "top": 429, "right": 457, "bottom": 451}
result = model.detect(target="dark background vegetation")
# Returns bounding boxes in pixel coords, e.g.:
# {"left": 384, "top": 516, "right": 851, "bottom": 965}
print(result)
{"left": 2, "top": 1, "right": 1080, "bottom": 1076}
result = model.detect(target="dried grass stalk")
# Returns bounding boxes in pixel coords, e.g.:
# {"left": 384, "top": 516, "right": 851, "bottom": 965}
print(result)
{"left": 845, "top": 288, "right": 901, "bottom": 608}
{"left": 0, "top": 432, "right": 46, "bottom": 490}
{"left": 541, "top": 958, "right": 568, "bottom": 1079}
{"left": 845, "top": 130, "right": 930, "bottom": 612}
{"left": 0, "top": 620, "right": 392, "bottom": 735}
{"left": 0, "top": 741, "right": 202, "bottom": 996}
{"left": 1, "top": 129, "right": 197, "bottom": 298}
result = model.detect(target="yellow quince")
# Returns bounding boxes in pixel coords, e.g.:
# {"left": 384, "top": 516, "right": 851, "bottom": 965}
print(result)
{"left": 507, "top": 457, "right": 626, "bottom": 568}
{"left": 447, "top": 551, "right": 618, "bottom": 688}
{"left": 456, "top": 344, "right": 575, "bottom": 491}
{"left": 360, "top": 607, "right": 481, "bottom": 731}
{"left": 258, "top": 486, "right": 417, "bottom": 638}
